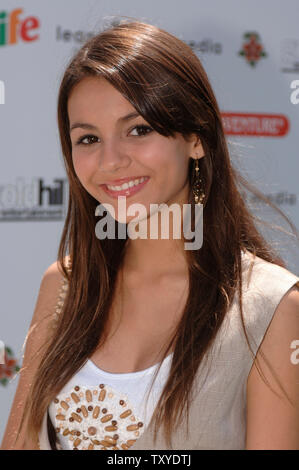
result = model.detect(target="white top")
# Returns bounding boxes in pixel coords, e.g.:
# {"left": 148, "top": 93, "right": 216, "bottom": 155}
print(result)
{"left": 39, "top": 353, "right": 173, "bottom": 450}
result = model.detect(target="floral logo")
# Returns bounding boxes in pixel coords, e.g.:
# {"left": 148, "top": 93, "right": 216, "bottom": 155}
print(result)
{"left": 0, "top": 346, "right": 20, "bottom": 386}
{"left": 238, "top": 32, "right": 267, "bottom": 67}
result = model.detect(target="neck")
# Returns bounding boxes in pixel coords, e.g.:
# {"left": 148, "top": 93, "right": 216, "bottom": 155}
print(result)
{"left": 124, "top": 202, "right": 190, "bottom": 278}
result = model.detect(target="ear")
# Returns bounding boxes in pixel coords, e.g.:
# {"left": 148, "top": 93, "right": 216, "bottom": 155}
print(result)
{"left": 187, "top": 134, "right": 205, "bottom": 160}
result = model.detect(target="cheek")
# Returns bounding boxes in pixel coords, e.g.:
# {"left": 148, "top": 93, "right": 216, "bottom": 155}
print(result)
{"left": 170, "top": 152, "right": 190, "bottom": 183}
{"left": 72, "top": 153, "right": 93, "bottom": 182}
{"left": 72, "top": 155, "right": 99, "bottom": 199}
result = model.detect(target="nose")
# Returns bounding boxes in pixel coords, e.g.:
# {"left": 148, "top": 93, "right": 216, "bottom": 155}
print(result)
{"left": 97, "top": 141, "right": 131, "bottom": 174}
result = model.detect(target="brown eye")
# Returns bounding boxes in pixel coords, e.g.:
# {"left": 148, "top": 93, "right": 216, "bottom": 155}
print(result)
{"left": 130, "top": 125, "right": 153, "bottom": 136}
{"left": 76, "top": 134, "right": 99, "bottom": 145}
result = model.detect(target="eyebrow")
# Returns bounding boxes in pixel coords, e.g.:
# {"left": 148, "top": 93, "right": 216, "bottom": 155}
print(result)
{"left": 69, "top": 111, "right": 140, "bottom": 132}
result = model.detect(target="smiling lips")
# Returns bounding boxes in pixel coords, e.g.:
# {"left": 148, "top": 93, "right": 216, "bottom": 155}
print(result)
{"left": 100, "top": 176, "right": 150, "bottom": 198}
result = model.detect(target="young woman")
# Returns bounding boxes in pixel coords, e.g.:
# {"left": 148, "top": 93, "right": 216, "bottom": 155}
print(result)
{"left": 1, "top": 19, "right": 299, "bottom": 451}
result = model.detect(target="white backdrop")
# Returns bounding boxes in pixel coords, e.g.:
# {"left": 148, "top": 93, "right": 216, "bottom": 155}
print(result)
{"left": 1, "top": 0, "right": 299, "bottom": 443}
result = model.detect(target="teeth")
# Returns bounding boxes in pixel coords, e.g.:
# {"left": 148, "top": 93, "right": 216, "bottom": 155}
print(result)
{"left": 107, "top": 177, "right": 146, "bottom": 191}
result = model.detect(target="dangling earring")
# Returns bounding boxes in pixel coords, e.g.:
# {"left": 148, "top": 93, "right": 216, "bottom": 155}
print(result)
{"left": 192, "top": 157, "right": 205, "bottom": 204}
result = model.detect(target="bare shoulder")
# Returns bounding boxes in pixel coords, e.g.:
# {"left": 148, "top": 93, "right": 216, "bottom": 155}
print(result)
{"left": 42, "top": 254, "right": 71, "bottom": 281}
{"left": 280, "top": 281, "right": 299, "bottom": 308}
{"left": 25, "top": 257, "right": 70, "bottom": 349}
{"left": 34, "top": 260, "right": 64, "bottom": 309}
{"left": 246, "top": 281, "right": 299, "bottom": 449}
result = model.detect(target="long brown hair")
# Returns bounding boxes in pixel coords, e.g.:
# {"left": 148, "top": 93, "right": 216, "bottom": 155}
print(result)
{"left": 15, "top": 18, "right": 299, "bottom": 449}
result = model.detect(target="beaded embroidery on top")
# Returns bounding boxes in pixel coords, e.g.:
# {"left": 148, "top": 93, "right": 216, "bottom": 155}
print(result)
{"left": 52, "top": 384, "right": 144, "bottom": 450}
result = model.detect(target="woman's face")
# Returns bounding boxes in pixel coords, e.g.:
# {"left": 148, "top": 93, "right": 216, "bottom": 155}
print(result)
{"left": 68, "top": 76, "right": 203, "bottom": 224}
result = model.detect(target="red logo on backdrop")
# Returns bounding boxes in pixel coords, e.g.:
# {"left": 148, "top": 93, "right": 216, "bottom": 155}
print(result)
{"left": 238, "top": 32, "right": 267, "bottom": 67}
{"left": 221, "top": 112, "right": 289, "bottom": 137}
